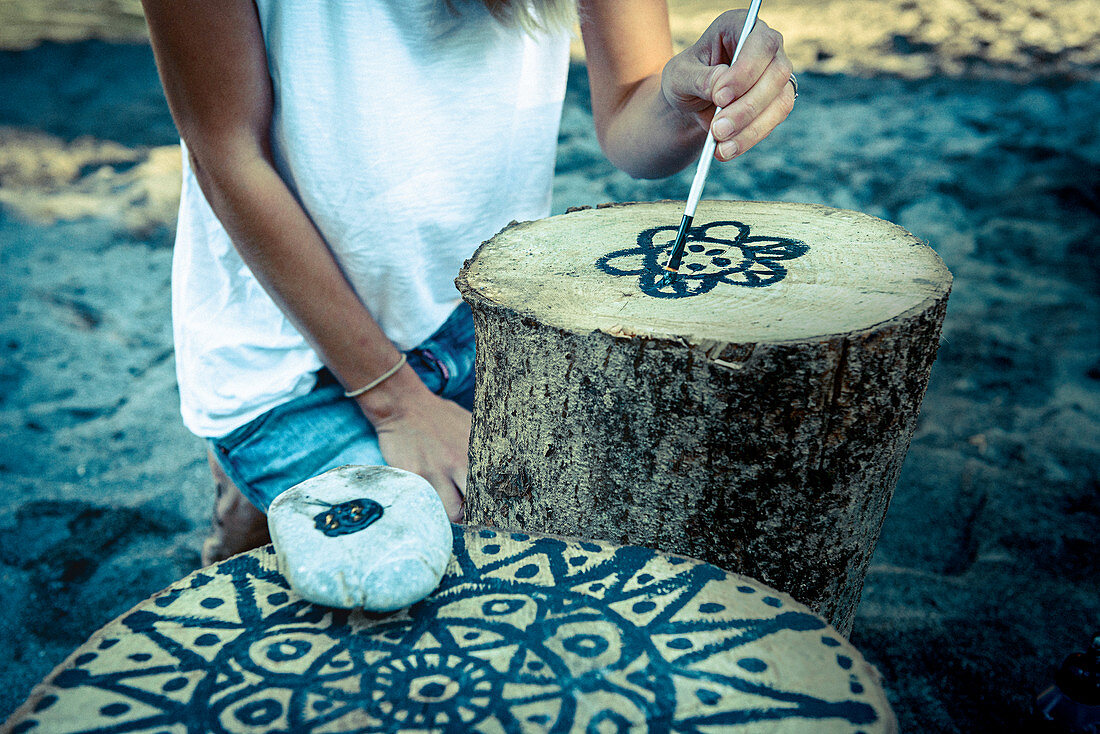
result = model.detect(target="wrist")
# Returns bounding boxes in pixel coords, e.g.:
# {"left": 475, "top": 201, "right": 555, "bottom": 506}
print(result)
{"left": 343, "top": 353, "right": 408, "bottom": 398}
{"left": 353, "top": 364, "right": 431, "bottom": 425}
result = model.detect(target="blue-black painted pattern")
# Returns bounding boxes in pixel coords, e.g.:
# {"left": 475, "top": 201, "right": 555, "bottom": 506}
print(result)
{"left": 313, "top": 497, "right": 384, "bottom": 537}
{"left": 21, "top": 530, "right": 880, "bottom": 732}
{"left": 596, "top": 220, "right": 808, "bottom": 298}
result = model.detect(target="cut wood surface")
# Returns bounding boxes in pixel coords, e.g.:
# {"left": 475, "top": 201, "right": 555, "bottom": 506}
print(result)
{"left": 457, "top": 200, "right": 951, "bottom": 634}
{"left": 3, "top": 528, "right": 897, "bottom": 733}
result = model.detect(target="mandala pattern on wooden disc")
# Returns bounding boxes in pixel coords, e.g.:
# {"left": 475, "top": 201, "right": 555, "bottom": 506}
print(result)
{"left": 8, "top": 526, "right": 889, "bottom": 733}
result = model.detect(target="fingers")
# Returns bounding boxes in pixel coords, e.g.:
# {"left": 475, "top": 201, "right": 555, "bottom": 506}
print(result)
{"left": 709, "top": 15, "right": 784, "bottom": 107}
{"left": 660, "top": 50, "right": 726, "bottom": 131}
{"left": 435, "top": 479, "right": 465, "bottom": 523}
{"left": 448, "top": 465, "right": 468, "bottom": 523}
{"left": 714, "top": 87, "right": 794, "bottom": 161}
{"left": 693, "top": 64, "right": 729, "bottom": 119}
{"left": 370, "top": 390, "right": 470, "bottom": 523}
{"left": 419, "top": 461, "right": 466, "bottom": 523}
{"left": 662, "top": 11, "right": 789, "bottom": 140}
{"left": 711, "top": 51, "right": 795, "bottom": 161}
{"left": 453, "top": 465, "right": 467, "bottom": 499}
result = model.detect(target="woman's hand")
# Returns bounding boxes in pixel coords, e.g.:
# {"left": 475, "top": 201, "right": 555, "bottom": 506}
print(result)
{"left": 356, "top": 367, "right": 471, "bottom": 523}
{"left": 579, "top": 1, "right": 793, "bottom": 178}
{"left": 660, "top": 9, "right": 795, "bottom": 161}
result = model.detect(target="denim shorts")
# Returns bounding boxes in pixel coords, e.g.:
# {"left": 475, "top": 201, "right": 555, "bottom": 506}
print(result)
{"left": 208, "top": 302, "right": 476, "bottom": 512}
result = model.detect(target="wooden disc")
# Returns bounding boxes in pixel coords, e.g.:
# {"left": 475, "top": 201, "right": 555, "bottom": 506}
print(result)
{"left": 458, "top": 200, "right": 949, "bottom": 345}
{"left": 4, "top": 527, "right": 895, "bottom": 733}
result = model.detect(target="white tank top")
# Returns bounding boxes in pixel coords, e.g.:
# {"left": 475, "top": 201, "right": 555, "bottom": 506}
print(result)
{"left": 172, "top": 1, "right": 570, "bottom": 437}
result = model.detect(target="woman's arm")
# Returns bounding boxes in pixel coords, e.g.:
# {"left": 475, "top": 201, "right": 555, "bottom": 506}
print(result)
{"left": 579, "top": 0, "right": 795, "bottom": 179}
{"left": 141, "top": 0, "right": 469, "bottom": 519}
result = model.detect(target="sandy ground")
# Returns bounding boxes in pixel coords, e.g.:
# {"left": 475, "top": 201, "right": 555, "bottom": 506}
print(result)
{"left": 0, "top": 1, "right": 1098, "bottom": 731}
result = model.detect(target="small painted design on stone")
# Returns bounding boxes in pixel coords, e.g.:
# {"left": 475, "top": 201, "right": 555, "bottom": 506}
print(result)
{"left": 313, "top": 498, "right": 383, "bottom": 537}
{"left": 596, "top": 220, "right": 808, "bottom": 298}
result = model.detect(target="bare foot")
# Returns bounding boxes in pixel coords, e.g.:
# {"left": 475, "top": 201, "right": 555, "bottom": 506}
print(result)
{"left": 201, "top": 449, "right": 271, "bottom": 566}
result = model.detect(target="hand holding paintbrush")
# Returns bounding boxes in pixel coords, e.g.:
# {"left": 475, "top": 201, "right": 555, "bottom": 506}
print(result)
{"left": 660, "top": 0, "right": 772, "bottom": 287}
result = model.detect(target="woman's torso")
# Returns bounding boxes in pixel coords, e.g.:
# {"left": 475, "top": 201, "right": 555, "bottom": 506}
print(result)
{"left": 173, "top": 0, "right": 571, "bottom": 436}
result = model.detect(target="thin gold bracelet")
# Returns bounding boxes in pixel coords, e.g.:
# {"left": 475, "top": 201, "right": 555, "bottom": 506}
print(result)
{"left": 343, "top": 353, "right": 408, "bottom": 398}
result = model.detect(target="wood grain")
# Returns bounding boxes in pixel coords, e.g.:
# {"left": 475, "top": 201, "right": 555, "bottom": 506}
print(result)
{"left": 457, "top": 200, "right": 951, "bottom": 633}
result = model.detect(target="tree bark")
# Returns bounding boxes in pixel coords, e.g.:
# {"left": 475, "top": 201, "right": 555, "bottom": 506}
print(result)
{"left": 456, "top": 200, "right": 951, "bottom": 634}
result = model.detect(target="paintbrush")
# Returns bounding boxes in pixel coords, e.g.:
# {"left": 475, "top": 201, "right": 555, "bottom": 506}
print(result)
{"left": 660, "top": 0, "right": 763, "bottom": 288}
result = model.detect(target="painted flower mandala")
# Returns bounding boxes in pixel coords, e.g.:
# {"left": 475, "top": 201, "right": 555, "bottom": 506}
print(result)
{"left": 596, "top": 220, "right": 809, "bottom": 298}
{"left": 10, "top": 529, "right": 886, "bottom": 733}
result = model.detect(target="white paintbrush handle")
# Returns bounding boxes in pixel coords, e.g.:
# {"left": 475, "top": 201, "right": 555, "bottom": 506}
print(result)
{"left": 683, "top": 0, "right": 762, "bottom": 218}
{"left": 684, "top": 122, "right": 719, "bottom": 217}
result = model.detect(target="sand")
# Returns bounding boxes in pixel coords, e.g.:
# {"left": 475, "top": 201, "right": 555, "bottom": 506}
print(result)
{"left": 0, "top": 2, "right": 1097, "bottom": 731}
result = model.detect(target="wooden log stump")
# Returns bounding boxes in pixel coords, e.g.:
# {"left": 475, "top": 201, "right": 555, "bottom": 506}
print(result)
{"left": 456, "top": 200, "right": 951, "bottom": 634}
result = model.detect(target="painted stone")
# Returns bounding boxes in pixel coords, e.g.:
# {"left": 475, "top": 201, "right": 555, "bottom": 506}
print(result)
{"left": 5, "top": 526, "right": 896, "bottom": 733}
{"left": 266, "top": 465, "right": 452, "bottom": 611}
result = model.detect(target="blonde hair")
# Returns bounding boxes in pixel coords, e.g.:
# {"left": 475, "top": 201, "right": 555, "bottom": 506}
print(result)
{"left": 479, "top": 0, "right": 576, "bottom": 33}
